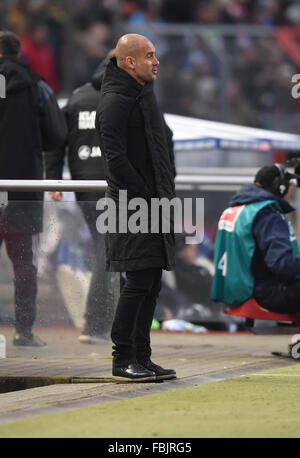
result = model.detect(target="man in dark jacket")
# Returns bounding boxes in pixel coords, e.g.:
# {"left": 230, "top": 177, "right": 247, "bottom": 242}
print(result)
{"left": 96, "top": 33, "right": 177, "bottom": 382}
{"left": 0, "top": 31, "right": 67, "bottom": 346}
{"left": 45, "top": 52, "right": 117, "bottom": 344}
{"left": 212, "top": 164, "right": 300, "bottom": 313}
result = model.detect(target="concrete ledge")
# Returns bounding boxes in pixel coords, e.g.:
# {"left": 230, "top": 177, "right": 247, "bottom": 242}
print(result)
{"left": 0, "top": 376, "right": 114, "bottom": 394}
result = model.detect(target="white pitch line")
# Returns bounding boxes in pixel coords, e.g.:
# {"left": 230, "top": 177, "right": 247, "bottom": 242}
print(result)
{"left": 241, "top": 374, "right": 300, "bottom": 377}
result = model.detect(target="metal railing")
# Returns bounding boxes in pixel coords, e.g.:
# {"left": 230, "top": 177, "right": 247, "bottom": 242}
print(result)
{"left": 0, "top": 179, "right": 108, "bottom": 192}
{"left": 0, "top": 174, "right": 254, "bottom": 193}
{"left": 2, "top": 174, "right": 300, "bottom": 229}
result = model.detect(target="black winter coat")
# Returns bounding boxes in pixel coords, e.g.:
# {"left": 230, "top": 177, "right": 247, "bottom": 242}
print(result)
{"left": 0, "top": 56, "right": 67, "bottom": 233}
{"left": 96, "top": 57, "right": 176, "bottom": 272}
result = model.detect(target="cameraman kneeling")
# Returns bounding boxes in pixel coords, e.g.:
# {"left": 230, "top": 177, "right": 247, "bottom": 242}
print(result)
{"left": 212, "top": 164, "right": 300, "bottom": 314}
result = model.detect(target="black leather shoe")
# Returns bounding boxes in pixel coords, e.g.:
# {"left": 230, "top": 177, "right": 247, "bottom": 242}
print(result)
{"left": 140, "top": 360, "right": 177, "bottom": 381}
{"left": 112, "top": 362, "right": 156, "bottom": 382}
{"left": 13, "top": 333, "right": 47, "bottom": 347}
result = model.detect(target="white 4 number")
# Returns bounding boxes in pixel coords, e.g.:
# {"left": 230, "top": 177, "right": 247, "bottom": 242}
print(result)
{"left": 218, "top": 252, "right": 227, "bottom": 277}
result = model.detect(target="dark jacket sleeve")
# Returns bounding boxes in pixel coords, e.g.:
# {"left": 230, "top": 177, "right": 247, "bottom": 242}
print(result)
{"left": 44, "top": 104, "right": 68, "bottom": 180}
{"left": 253, "top": 206, "right": 300, "bottom": 279}
{"left": 37, "top": 79, "right": 67, "bottom": 151}
{"left": 97, "top": 93, "right": 152, "bottom": 198}
{"left": 44, "top": 146, "right": 66, "bottom": 180}
{"left": 165, "top": 121, "right": 176, "bottom": 178}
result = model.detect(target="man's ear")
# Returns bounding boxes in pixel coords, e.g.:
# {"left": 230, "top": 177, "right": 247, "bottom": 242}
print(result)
{"left": 125, "top": 56, "right": 135, "bottom": 69}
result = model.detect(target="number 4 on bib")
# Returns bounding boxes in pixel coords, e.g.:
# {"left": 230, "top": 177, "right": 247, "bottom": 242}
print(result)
{"left": 218, "top": 252, "right": 227, "bottom": 277}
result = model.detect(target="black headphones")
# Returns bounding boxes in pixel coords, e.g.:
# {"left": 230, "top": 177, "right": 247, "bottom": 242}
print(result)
{"left": 271, "top": 163, "right": 288, "bottom": 196}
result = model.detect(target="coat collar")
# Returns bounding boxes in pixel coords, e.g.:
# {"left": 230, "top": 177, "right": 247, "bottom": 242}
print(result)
{"left": 101, "top": 56, "right": 153, "bottom": 99}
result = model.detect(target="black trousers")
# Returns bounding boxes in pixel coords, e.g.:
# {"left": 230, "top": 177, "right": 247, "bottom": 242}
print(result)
{"left": 111, "top": 267, "right": 162, "bottom": 367}
{"left": 255, "top": 281, "right": 300, "bottom": 314}
{"left": 77, "top": 198, "right": 115, "bottom": 337}
{"left": 0, "top": 232, "right": 38, "bottom": 336}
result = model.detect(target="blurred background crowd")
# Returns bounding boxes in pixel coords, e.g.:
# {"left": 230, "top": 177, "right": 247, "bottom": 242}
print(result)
{"left": 2, "top": 1, "right": 300, "bottom": 329}
{"left": 1, "top": 0, "right": 300, "bottom": 133}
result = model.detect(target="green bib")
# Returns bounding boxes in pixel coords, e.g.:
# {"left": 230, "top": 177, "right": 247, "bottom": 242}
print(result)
{"left": 211, "top": 200, "right": 299, "bottom": 305}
